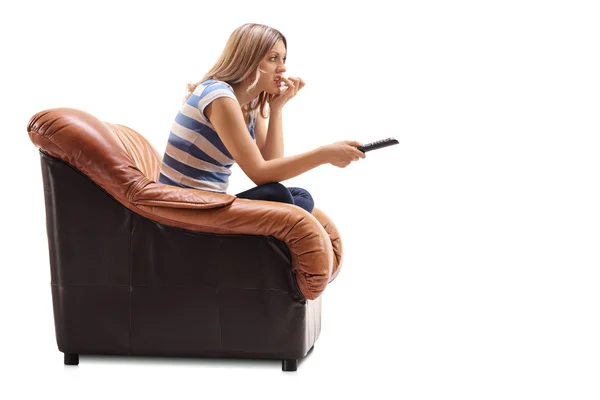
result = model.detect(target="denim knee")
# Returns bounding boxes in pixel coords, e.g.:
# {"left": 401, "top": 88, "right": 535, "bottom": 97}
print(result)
{"left": 288, "top": 187, "right": 315, "bottom": 213}
{"left": 261, "top": 182, "right": 294, "bottom": 204}
{"left": 288, "top": 187, "right": 313, "bottom": 200}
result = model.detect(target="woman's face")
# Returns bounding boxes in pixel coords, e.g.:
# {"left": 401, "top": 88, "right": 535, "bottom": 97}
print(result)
{"left": 258, "top": 40, "right": 287, "bottom": 95}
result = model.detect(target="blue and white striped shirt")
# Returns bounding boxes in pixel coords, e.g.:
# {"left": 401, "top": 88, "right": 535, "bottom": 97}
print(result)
{"left": 158, "top": 79, "right": 257, "bottom": 193}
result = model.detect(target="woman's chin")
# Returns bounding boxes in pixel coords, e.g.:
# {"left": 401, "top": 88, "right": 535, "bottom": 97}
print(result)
{"left": 265, "top": 87, "right": 280, "bottom": 96}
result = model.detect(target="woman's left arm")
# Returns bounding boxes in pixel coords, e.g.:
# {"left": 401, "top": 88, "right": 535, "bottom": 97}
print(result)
{"left": 258, "top": 76, "right": 305, "bottom": 161}
{"left": 261, "top": 106, "right": 284, "bottom": 161}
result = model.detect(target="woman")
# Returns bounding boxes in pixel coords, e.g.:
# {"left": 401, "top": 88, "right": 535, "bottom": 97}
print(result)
{"left": 158, "top": 23, "right": 366, "bottom": 213}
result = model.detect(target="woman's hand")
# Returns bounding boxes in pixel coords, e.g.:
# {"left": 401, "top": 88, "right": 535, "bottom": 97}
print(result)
{"left": 270, "top": 76, "right": 305, "bottom": 111}
{"left": 321, "top": 140, "right": 367, "bottom": 168}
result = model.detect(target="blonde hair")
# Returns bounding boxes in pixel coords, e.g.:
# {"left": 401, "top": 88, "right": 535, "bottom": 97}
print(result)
{"left": 183, "top": 23, "right": 287, "bottom": 120}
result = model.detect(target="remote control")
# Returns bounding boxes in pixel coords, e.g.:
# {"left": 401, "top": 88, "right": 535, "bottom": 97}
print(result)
{"left": 357, "top": 137, "right": 399, "bottom": 153}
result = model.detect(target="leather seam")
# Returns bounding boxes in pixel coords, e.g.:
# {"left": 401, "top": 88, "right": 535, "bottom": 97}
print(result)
{"left": 129, "top": 204, "right": 241, "bottom": 235}
{"left": 128, "top": 212, "right": 133, "bottom": 356}
{"left": 217, "top": 277, "right": 222, "bottom": 350}
{"left": 132, "top": 199, "right": 232, "bottom": 209}
{"left": 50, "top": 283, "right": 299, "bottom": 292}
{"left": 126, "top": 178, "right": 148, "bottom": 203}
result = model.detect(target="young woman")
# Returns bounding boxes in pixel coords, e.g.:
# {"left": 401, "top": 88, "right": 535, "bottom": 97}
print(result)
{"left": 158, "top": 23, "right": 366, "bottom": 213}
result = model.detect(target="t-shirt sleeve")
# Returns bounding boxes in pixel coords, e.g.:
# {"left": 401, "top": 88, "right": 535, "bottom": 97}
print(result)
{"left": 196, "top": 82, "right": 238, "bottom": 124}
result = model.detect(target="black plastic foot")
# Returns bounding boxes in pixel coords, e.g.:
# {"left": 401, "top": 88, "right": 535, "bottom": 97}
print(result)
{"left": 282, "top": 359, "right": 298, "bottom": 371}
{"left": 64, "top": 353, "right": 79, "bottom": 365}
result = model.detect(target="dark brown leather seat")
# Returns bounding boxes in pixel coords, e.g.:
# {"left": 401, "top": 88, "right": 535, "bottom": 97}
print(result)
{"left": 28, "top": 108, "right": 344, "bottom": 371}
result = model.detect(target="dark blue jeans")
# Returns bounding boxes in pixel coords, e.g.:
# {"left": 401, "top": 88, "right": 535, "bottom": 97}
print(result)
{"left": 235, "top": 182, "right": 315, "bottom": 213}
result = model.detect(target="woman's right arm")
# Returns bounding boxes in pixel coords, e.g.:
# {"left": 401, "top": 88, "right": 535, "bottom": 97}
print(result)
{"left": 205, "top": 97, "right": 365, "bottom": 186}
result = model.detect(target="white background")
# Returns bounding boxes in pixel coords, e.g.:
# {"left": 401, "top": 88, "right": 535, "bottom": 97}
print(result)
{"left": 2, "top": 0, "right": 599, "bottom": 398}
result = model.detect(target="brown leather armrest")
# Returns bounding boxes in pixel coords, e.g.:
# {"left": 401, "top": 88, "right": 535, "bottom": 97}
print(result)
{"left": 312, "top": 208, "right": 343, "bottom": 283}
{"left": 132, "top": 181, "right": 235, "bottom": 209}
{"left": 132, "top": 197, "right": 335, "bottom": 300}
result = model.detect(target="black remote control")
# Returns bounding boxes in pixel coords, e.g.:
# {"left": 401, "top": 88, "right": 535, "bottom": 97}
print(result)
{"left": 357, "top": 137, "right": 399, "bottom": 153}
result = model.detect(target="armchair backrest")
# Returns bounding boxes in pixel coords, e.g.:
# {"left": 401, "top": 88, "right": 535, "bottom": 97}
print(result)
{"left": 28, "top": 108, "right": 236, "bottom": 209}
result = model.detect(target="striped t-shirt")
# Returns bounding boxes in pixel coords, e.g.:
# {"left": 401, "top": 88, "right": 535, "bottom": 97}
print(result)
{"left": 158, "top": 79, "right": 258, "bottom": 193}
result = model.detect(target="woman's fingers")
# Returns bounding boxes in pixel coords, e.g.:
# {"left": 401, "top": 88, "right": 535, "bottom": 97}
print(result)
{"left": 286, "top": 77, "right": 296, "bottom": 92}
{"left": 278, "top": 77, "right": 292, "bottom": 97}
{"left": 273, "top": 76, "right": 305, "bottom": 108}
{"left": 346, "top": 140, "right": 364, "bottom": 147}
{"left": 290, "top": 77, "right": 303, "bottom": 94}
{"left": 348, "top": 142, "right": 366, "bottom": 159}
{"left": 282, "top": 76, "right": 304, "bottom": 97}
{"left": 281, "top": 76, "right": 293, "bottom": 87}
{"left": 288, "top": 77, "right": 299, "bottom": 92}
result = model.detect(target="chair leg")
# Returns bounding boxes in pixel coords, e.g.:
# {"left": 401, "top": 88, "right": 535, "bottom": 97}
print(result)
{"left": 282, "top": 359, "right": 298, "bottom": 371}
{"left": 64, "top": 353, "right": 79, "bottom": 365}
{"left": 282, "top": 344, "right": 315, "bottom": 371}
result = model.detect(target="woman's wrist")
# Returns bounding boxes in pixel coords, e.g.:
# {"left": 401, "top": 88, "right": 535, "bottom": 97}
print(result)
{"left": 269, "top": 106, "right": 283, "bottom": 116}
{"left": 316, "top": 145, "right": 331, "bottom": 164}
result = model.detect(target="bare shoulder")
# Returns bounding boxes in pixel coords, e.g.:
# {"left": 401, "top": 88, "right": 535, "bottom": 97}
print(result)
{"left": 204, "top": 96, "right": 242, "bottom": 122}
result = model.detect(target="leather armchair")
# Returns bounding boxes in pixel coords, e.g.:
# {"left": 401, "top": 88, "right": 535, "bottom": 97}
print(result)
{"left": 28, "top": 108, "right": 344, "bottom": 371}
